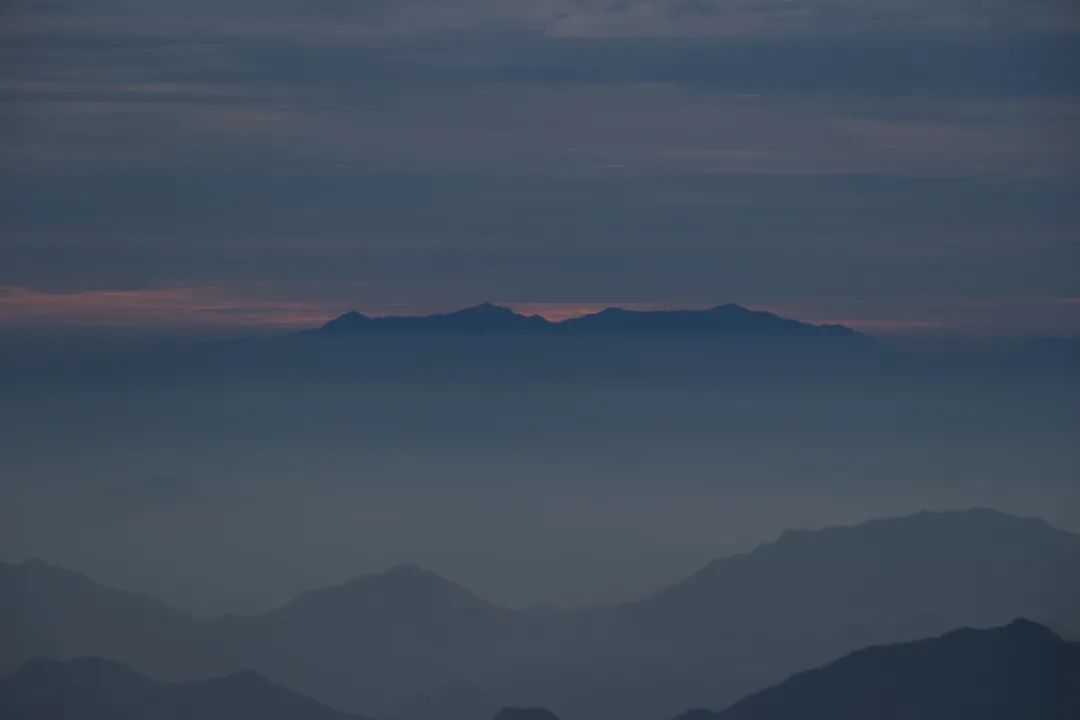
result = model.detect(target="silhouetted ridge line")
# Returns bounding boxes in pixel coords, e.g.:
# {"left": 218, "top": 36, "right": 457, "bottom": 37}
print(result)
{"left": 675, "top": 619, "right": 1080, "bottom": 720}
{"left": 318, "top": 303, "right": 550, "bottom": 335}
{"left": 276, "top": 562, "right": 500, "bottom": 617}
{"left": 0, "top": 656, "right": 366, "bottom": 719}
{"left": 5, "top": 508, "right": 1077, "bottom": 720}
{"left": 313, "top": 303, "right": 868, "bottom": 340}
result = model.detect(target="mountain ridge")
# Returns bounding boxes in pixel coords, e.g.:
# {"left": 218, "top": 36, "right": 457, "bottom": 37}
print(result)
{"left": 311, "top": 303, "right": 869, "bottom": 341}
{"left": 4, "top": 508, "right": 1078, "bottom": 720}
{"left": 0, "top": 656, "right": 365, "bottom": 720}
{"left": 674, "top": 618, "right": 1080, "bottom": 720}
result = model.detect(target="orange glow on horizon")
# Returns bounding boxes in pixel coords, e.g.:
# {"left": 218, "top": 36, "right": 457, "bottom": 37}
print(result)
{"left": 503, "top": 302, "right": 682, "bottom": 322}
{"left": 0, "top": 285, "right": 332, "bottom": 329}
{"left": 2, "top": 286, "right": 1076, "bottom": 335}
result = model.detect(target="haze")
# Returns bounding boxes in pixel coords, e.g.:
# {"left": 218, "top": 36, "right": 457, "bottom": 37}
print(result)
{"left": 0, "top": 3, "right": 1078, "bottom": 719}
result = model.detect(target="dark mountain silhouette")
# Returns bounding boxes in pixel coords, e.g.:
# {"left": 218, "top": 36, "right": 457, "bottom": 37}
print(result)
{"left": 592, "top": 508, "right": 1080, "bottom": 717}
{"left": 314, "top": 303, "right": 867, "bottom": 341}
{"left": 674, "top": 619, "right": 1080, "bottom": 720}
{"left": 492, "top": 708, "right": 564, "bottom": 720}
{"left": 0, "top": 559, "right": 192, "bottom": 674}
{"left": 556, "top": 304, "right": 860, "bottom": 338}
{"left": 4, "top": 510, "right": 1077, "bottom": 720}
{"left": 262, "top": 562, "right": 504, "bottom": 628}
{"left": 319, "top": 303, "right": 550, "bottom": 336}
{"left": 0, "top": 657, "right": 363, "bottom": 720}
{"left": 5, "top": 302, "right": 890, "bottom": 388}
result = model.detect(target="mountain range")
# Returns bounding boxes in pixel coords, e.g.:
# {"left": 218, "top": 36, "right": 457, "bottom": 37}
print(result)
{"left": 0, "top": 559, "right": 193, "bottom": 674}
{"left": 7, "top": 302, "right": 1077, "bottom": 390}
{"left": 5, "top": 620, "right": 1076, "bottom": 720}
{"left": 314, "top": 303, "right": 866, "bottom": 340}
{"left": 3, "top": 508, "right": 1077, "bottom": 720}
{"left": 1, "top": 302, "right": 886, "bottom": 388}
{"left": 0, "top": 657, "right": 364, "bottom": 720}
{"left": 676, "top": 619, "right": 1080, "bottom": 720}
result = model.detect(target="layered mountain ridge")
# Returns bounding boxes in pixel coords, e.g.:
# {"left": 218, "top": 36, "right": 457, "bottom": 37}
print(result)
{"left": 3, "top": 508, "right": 1077, "bottom": 720}
{"left": 313, "top": 303, "right": 867, "bottom": 340}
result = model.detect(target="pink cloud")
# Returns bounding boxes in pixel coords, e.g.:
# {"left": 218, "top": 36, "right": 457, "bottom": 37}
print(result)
{"left": 0, "top": 285, "right": 333, "bottom": 329}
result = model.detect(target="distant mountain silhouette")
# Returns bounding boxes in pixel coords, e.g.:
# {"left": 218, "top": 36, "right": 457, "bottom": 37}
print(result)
{"left": 0, "top": 559, "right": 192, "bottom": 673}
{"left": 319, "top": 303, "right": 549, "bottom": 336}
{"left": 502, "top": 508, "right": 1080, "bottom": 720}
{"left": 492, "top": 708, "right": 564, "bottom": 720}
{"left": 191, "top": 562, "right": 525, "bottom": 713}
{"left": 265, "top": 562, "right": 503, "bottom": 625}
{"left": 556, "top": 304, "right": 859, "bottom": 338}
{"left": 607, "top": 508, "right": 1080, "bottom": 713}
{"left": 644, "top": 507, "right": 1080, "bottom": 633}
{"left": 673, "top": 619, "right": 1080, "bottom": 720}
{"left": 5, "top": 510, "right": 1077, "bottom": 720}
{"left": 5, "top": 301, "right": 892, "bottom": 387}
{"left": 0, "top": 657, "right": 363, "bottom": 720}
{"left": 313, "top": 303, "right": 867, "bottom": 341}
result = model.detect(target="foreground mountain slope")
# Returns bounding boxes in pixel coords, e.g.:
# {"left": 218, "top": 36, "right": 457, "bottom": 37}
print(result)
{"left": 676, "top": 619, "right": 1080, "bottom": 720}
{"left": 0, "top": 657, "right": 363, "bottom": 720}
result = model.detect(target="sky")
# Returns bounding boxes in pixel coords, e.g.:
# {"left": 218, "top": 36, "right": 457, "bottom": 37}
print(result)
{"left": 2, "top": 1, "right": 1079, "bottom": 615}
{"left": 3, "top": 0, "right": 1079, "bottom": 336}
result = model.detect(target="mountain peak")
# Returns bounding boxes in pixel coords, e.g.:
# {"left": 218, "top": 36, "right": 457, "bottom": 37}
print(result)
{"left": 313, "top": 303, "right": 549, "bottom": 336}
{"left": 275, "top": 562, "right": 498, "bottom": 621}
{"left": 361, "top": 563, "right": 478, "bottom": 599}
{"left": 381, "top": 561, "right": 433, "bottom": 579}
{"left": 327, "top": 562, "right": 453, "bottom": 593}
{"left": 319, "top": 310, "right": 371, "bottom": 334}
{"left": 1006, "top": 616, "right": 1056, "bottom": 632}
{"left": 997, "top": 617, "right": 1062, "bottom": 644}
